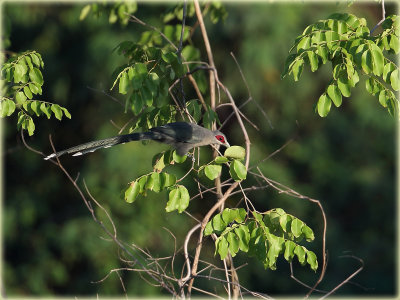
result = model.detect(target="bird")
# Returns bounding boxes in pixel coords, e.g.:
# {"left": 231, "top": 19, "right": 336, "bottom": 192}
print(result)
{"left": 44, "top": 122, "right": 230, "bottom": 160}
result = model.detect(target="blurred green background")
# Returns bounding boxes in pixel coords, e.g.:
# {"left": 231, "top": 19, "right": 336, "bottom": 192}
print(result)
{"left": 2, "top": 1, "right": 397, "bottom": 297}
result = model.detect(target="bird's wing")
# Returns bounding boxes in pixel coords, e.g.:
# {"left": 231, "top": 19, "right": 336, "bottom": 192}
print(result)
{"left": 151, "top": 122, "right": 203, "bottom": 144}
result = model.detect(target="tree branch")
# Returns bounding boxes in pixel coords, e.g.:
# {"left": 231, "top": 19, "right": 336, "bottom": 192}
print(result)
{"left": 370, "top": 0, "right": 386, "bottom": 35}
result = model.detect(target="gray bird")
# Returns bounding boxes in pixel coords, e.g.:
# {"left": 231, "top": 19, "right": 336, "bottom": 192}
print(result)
{"left": 44, "top": 122, "right": 230, "bottom": 160}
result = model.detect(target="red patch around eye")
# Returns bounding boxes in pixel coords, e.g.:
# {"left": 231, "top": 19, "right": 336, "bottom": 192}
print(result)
{"left": 215, "top": 135, "right": 225, "bottom": 143}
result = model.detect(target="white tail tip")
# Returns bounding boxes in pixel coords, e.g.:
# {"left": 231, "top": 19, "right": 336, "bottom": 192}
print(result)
{"left": 44, "top": 154, "right": 56, "bottom": 160}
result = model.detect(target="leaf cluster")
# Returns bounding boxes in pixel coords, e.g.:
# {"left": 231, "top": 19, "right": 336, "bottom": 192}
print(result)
{"left": 205, "top": 208, "right": 318, "bottom": 271}
{"left": 123, "top": 146, "right": 248, "bottom": 213}
{"left": 124, "top": 149, "right": 189, "bottom": 213}
{"left": 80, "top": 1, "right": 138, "bottom": 26}
{"left": 282, "top": 13, "right": 399, "bottom": 117}
{"left": 199, "top": 146, "right": 247, "bottom": 181}
{"left": 1, "top": 51, "right": 71, "bottom": 135}
{"left": 162, "top": 1, "right": 227, "bottom": 25}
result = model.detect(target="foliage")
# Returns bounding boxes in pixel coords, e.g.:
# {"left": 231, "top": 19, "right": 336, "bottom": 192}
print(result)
{"left": 1, "top": 51, "right": 71, "bottom": 135}
{"left": 4, "top": 1, "right": 396, "bottom": 297}
{"left": 124, "top": 146, "right": 248, "bottom": 212}
{"left": 80, "top": 1, "right": 138, "bottom": 26}
{"left": 204, "top": 208, "right": 318, "bottom": 271}
{"left": 282, "top": 13, "right": 399, "bottom": 117}
{"left": 98, "top": 0, "right": 315, "bottom": 276}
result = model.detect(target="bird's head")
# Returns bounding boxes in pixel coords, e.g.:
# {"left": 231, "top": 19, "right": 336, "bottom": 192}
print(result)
{"left": 213, "top": 131, "right": 230, "bottom": 148}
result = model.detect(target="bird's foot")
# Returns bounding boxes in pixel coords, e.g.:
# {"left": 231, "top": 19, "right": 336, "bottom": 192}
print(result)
{"left": 186, "top": 153, "right": 196, "bottom": 162}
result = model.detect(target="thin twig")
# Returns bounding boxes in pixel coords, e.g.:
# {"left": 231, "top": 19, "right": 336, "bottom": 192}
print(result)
{"left": 230, "top": 52, "right": 273, "bottom": 129}
{"left": 254, "top": 168, "right": 327, "bottom": 298}
{"left": 320, "top": 256, "right": 364, "bottom": 299}
{"left": 45, "top": 136, "right": 177, "bottom": 296}
{"left": 86, "top": 86, "right": 124, "bottom": 107}
{"left": 370, "top": 0, "right": 386, "bottom": 35}
{"left": 127, "top": 14, "right": 177, "bottom": 51}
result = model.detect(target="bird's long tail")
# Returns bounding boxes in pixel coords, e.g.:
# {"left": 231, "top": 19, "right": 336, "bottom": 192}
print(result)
{"left": 44, "top": 132, "right": 155, "bottom": 160}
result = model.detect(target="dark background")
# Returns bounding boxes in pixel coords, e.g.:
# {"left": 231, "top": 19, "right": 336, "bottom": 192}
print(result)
{"left": 2, "top": 1, "right": 397, "bottom": 297}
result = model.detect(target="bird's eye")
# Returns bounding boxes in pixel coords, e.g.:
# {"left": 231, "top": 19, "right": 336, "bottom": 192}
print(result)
{"left": 215, "top": 135, "right": 225, "bottom": 143}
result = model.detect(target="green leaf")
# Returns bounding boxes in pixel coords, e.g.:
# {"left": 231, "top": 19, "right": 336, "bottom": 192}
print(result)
{"left": 234, "top": 224, "right": 250, "bottom": 252}
{"left": 291, "top": 58, "right": 304, "bottom": 81}
{"left": 337, "top": 72, "right": 352, "bottom": 97}
{"left": 324, "top": 30, "right": 340, "bottom": 49}
{"left": 387, "top": 96, "right": 397, "bottom": 117}
{"left": 365, "top": 78, "right": 380, "bottom": 95}
{"left": 30, "top": 53, "right": 41, "bottom": 67}
{"left": 297, "top": 36, "right": 311, "bottom": 52}
{"left": 307, "top": 51, "right": 319, "bottom": 72}
{"left": 316, "top": 45, "right": 328, "bottom": 64}
{"left": 125, "top": 181, "right": 141, "bottom": 203}
{"left": 317, "top": 93, "right": 331, "bottom": 117}
{"left": 80, "top": 4, "right": 92, "bottom": 21}
{"left": 266, "top": 235, "right": 284, "bottom": 270}
{"left": 137, "top": 175, "right": 148, "bottom": 194}
{"left": 284, "top": 240, "right": 296, "bottom": 262}
{"left": 153, "top": 153, "right": 166, "bottom": 172}
{"left": 30, "top": 101, "right": 41, "bottom": 117}
{"left": 27, "top": 116, "right": 35, "bottom": 136}
{"left": 379, "top": 90, "right": 388, "bottom": 107}
{"left": 389, "top": 35, "right": 399, "bottom": 54}
{"left": 236, "top": 208, "right": 247, "bottom": 222}
{"left": 61, "top": 107, "right": 71, "bottom": 119}
{"left": 222, "top": 208, "right": 235, "bottom": 224}
{"left": 119, "top": 72, "right": 129, "bottom": 95}
{"left": 177, "top": 186, "right": 190, "bottom": 212}
{"left": 23, "top": 85, "right": 33, "bottom": 99}
{"left": 24, "top": 55, "right": 33, "bottom": 70}
{"left": 173, "top": 151, "right": 187, "bottom": 163}
{"left": 130, "top": 92, "right": 143, "bottom": 115}
{"left": 166, "top": 185, "right": 189, "bottom": 213}
{"left": 182, "top": 45, "right": 200, "bottom": 61}
{"left": 307, "top": 250, "right": 318, "bottom": 271}
{"left": 383, "top": 62, "right": 396, "bottom": 83}
{"left": 224, "top": 146, "right": 245, "bottom": 160}
{"left": 51, "top": 104, "right": 63, "bottom": 120}
{"left": 212, "top": 214, "right": 227, "bottom": 233}
{"left": 229, "top": 160, "right": 247, "bottom": 181}
{"left": 216, "top": 237, "right": 229, "bottom": 260}
{"left": 145, "top": 172, "right": 156, "bottom": 191}
{"left": 361, "top": 49, "right": 373, "bottom": 74}
{"left": 327, "top": 84, "right": 342, "bottom": 107}
{"left": 28, "top": 83, "right": 40, "bottom": 95}
{"left": 249, "top": 231, "right": 267, "bottom": 262}
{"left": 14, "top": 61, "right": 28, "bottom": 83}
{"left": 390, "top": 69, "right": 399, "bottom": 91}
{"left": 29, "top": 68, "right": 44, "bottom": 86}
{"left": 227, "top": 231, "right": 240, "bottom": 257}
{"left": 135, "top": 63, "right": 148, "bottom": 77}
{"left": 0, "top": 99, "right": 16, "bottom": 117}
{"left": 214, "top": 156, "right": 229, "bottom": 164}
{"left": 204, "top": 164, "right": 222, "bottom": 180}
{"left": 15, "top": 91, "right": 27, "bottom": 104}
{"left": 140, "top": 85, "right": 153, "bottom": 106}
{"left": 302, "top": 225, "right": 315, "bottom": 242}
{"left": 147, "top": 172, "right": 161, "bottom": 192}
{"left": 279, "top": 213, "right": 292, "bottom": 233}
{"left": 204, "top": 221, "right": 213, "bottom": 236}
{"left": 294, "top": 245, "right": 306, "bottom": 265}
{"left": 291, "top": 218, "right": 304, "bottom": 238}
{"left": 160, "top": 172, "right": 176, "bottom": 189}
{"left": 40, "top": 103, "right": 51, "bottom": 119}
{"left": 370, "top": 43, "right": 384, "bottom": 76}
